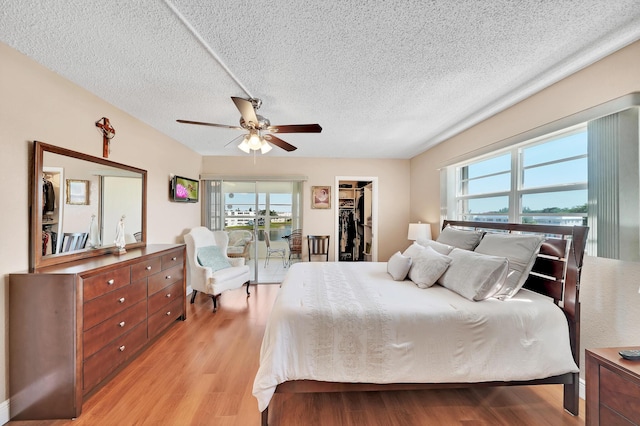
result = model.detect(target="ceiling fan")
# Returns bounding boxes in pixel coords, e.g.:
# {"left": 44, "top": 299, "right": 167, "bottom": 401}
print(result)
{"left": 177, "top": 97, "right": 322, "bottom": 153}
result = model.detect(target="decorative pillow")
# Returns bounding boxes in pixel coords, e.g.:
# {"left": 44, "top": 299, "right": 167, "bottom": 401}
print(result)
{"left": 197, "top": 245, "right": 231, "bottom": 272}
{"left": 387, "top": 251, "right": 413, "bottom": 281}
{"left": 474, "top": 233, "right": 545, "bottom": 300}
{"left": 436, "top": 226, "right": 484, "bottom": 251}
{"left": 416, "top": 237, "right": 454, "bottom": 255}
{"left": 402, "top": 242, "right": 426, "bottom": 259}
{"left": 408, "top": 246, "right": 452, "bottom": 289}
{"left": 437, "top": 248, "right": 509, "bottom": 301}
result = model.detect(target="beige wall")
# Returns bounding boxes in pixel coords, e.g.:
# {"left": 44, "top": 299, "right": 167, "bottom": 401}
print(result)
{"left": 201, "top": 156, "right": 411, "bottom": 262}
{"left": 0, "top": 42, "right": 202, "bottom": 404}
{"left": 410, "top": 40, "right": 640, "bottom": 377}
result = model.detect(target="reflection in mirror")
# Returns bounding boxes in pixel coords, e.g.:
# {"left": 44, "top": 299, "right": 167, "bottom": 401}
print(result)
{"left": 34, "top": 141, "right": 146, "bottom": 270}
{"left": 102, "top": 175, "right": 143, "bottom": 246}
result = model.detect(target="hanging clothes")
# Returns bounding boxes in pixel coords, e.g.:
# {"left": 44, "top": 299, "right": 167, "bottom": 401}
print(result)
{"left": 339, "top": 209, "right": 355, "bottom": 260}
{"left": 43, "top": 178, "right": 55, "bottom": 213}
{"left": 42, "top": 230, "right": 53, "bottom": 255}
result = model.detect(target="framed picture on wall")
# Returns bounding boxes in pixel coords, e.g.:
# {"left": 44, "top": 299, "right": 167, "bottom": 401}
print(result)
{"left": 66, "top": 179, "right": 89, "bottom": 205}
{"left": 311, "top": 186, "right": 331, "bottom": 209}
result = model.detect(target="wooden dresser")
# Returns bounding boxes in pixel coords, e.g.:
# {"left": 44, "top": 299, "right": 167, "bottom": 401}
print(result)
{"left": 9, "top": 244, "right": 186, "bottom": 420}
{"left": 586, "top": 347, "right": 640, "bottom": 425}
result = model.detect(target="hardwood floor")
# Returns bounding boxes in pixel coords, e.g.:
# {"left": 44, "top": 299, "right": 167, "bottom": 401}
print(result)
{"left": 8, "top": 284, "right": 585, "bottom": 425}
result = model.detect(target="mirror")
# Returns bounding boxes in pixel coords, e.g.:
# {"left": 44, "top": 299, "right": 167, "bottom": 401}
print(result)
{"left": 33, "top": 141, "right": 147, "bottom": 270}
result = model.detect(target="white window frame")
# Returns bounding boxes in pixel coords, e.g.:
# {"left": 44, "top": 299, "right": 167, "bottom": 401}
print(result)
{"left": 449, "top": 124, "right": 588, "bottom": 225}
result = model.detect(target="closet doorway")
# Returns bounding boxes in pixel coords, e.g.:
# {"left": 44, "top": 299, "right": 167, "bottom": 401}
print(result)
{"left": 334, "top": 177, "right": 378, "bottom": 262}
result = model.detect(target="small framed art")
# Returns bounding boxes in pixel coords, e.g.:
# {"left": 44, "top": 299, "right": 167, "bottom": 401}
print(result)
{"left": 311, "top": 186, "right": 331, "bottom": 209}
{"left": 66, "top": 179, "right": 89, "bottom": 205}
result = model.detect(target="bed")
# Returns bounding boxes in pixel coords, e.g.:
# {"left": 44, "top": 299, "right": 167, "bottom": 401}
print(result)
{"left": 254, "top": 220, "right": 588, "bottom": 425}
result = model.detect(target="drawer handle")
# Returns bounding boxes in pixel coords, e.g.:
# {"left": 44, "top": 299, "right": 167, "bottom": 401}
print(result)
{"left": 119, "top": 345, "right": 125, "bottom": 352}
{"left": 146, "top": 266, "right": 152, "bottom": 270}
{"left": 166, "top": 293, "right": 171, "bottom": 298}
{"left": 119, "top": 321, "right": 126, "bottom": 327}
{"left": 107, "top": 279, "right": 115, "bottom": 285}
{"left": 171, "top": 257, "right": 177, "bottom": 261}
{"left": 165, "top": 275, "right": 171, "bottom": 280}
{"left": 166, "top": 311, "right": 171, "bottom": 316}
{"left": 118, "top": 297, "right": 125, "bottom": 303}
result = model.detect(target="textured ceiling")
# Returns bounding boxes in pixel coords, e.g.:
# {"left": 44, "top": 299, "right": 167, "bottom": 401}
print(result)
{"left": 2, "top": 1, "right": 640, "bottom": 158}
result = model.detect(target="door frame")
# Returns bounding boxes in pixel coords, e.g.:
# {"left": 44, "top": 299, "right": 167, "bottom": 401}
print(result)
{"left": 334, "top": 176, "right": 378, "bottom": 262}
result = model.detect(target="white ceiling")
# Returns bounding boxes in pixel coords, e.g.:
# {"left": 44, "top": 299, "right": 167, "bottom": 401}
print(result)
{"left": 2, "top": 1, "right": 640, "bottom": 159}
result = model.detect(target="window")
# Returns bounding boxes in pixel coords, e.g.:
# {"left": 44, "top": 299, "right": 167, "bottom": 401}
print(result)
{"left": 443, "top": 104, "right": 640, "bottom": 260}
{"left": 451, "top": 125, "right": 588, "bottom": 226}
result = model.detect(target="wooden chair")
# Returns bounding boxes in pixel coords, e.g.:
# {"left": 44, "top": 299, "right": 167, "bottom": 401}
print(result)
{"left": 61, "top": 232, "right": 88, "bottom": 252}
{"left": 307, "top": 235, "right": 330, "bottom": 261}
{"left": 264, "top": 232, "right": 286, "bottom": 267}
{"left": 287, "top": 229, "right": 303, "bottom": 266}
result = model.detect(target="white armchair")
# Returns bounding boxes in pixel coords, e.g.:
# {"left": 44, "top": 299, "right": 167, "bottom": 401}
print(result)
{"left": 184, "top": 227, "right": 251, "bottom": 312}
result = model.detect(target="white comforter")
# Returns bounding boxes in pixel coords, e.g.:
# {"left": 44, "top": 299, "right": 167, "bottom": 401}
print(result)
{"left": 253, "top": 262, "right": 579, "bottom": 411}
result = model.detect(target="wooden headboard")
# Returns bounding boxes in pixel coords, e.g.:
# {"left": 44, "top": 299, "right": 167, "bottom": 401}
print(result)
{"left": 442, "top": 220, "right": 589, "bottom": 367}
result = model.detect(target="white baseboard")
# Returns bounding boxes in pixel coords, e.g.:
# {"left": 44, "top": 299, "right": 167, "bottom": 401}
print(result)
{"left": 0, "top": 398, "right": 10, "bottom": 424}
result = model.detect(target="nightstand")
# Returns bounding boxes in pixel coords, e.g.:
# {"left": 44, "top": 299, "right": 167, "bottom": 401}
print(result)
{"left": 586, "top": 347, "right": 640, "bottom": 425}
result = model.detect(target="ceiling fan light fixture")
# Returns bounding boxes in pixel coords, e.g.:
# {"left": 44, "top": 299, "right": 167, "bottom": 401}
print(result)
{"left": 180, "top": 96, "right": 321, "bottom": 154}
{"left": 238, "top": 136, "right": 251, "bottom": 153}
{"left": 248, "top": 132, "right": 262, "bottom": 150}
{"left": 260, "top": 140, "right": 273, "bottom": 154}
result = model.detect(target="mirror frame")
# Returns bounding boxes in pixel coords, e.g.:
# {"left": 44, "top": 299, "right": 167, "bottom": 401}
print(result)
{"left": 32, "top": 141, "right": 147, "bottom": 271}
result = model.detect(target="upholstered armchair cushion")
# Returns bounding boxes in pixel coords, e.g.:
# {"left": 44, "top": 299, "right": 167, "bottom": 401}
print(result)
{"left": 197, "top": 245, "right": 231, "bottom": 271}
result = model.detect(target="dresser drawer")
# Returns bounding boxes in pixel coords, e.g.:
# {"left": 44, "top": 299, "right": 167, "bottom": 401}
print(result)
{"left": 83, "top": 280, "right": 147, "bottom": 330}
{"left": 161, "top": 249, "right": 183, "bottom": 270}
{"left": 148, "top": 297, "right": 183, "bottom": 339}
{"left": 148, "top": 265, "right": 183, "bottom": 296}
{"left": 83, "top": 321, "right": 147, "bottom": 393}
{"left": 147, "top": 281, "right": 183, "bottom": 316}
{"left": 83, "top": 300, "right": 147, "bottom": 359}
{"left": 131, "top": 257, "right": 162, "bottom": 281}
{"left": 83, "top": 266, "right": 131, "bottom": 302}
{"left": 600, "top": 365, "right": 640, "bottom": 422}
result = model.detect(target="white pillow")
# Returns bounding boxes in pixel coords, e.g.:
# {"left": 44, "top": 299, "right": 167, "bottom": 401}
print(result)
{"left": 415, "top": 238, "right": 454, "bottom": 255}
{"left": 387, "top": 251, "right": 412, "bottom": 281}
{"left": 408, "top": 246, "right": 452, "bottom": 289}
{"left": 436, "top": 226, "right": 484, "bottom": 250}
{"left": 474, "top": 233, "right": 545, "bottom": 299}
{"left": 437, "top": 248, "right": 509, "bottom": 301}
{"left": 402, "top": 242, "right": 426, "bottom": 258}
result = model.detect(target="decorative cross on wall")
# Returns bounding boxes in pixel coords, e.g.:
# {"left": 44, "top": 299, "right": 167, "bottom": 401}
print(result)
{"left": 95, "top": 117, "right": 116, "bottom": 158}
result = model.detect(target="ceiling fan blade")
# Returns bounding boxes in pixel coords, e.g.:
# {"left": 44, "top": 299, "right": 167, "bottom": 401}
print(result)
{"left": 268, "top": 124, "right": 322, "bottom": 133}
{"left": 176, "top": 119, "right": 242, "bottom": 130}
{"left": 231, "top": 97, "right": 259, "bottom": 127}
{"left": 264, "top": 134, "right": 297, "bottom": 152}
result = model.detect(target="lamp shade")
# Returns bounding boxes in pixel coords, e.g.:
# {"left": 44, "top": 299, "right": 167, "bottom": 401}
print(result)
{"left": 407, "top": 222, "right": 432, "bottom": 241}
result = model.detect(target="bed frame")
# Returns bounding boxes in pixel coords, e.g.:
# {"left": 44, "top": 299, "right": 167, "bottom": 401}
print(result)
{"left": 261, "top": 220, "right": 589, "bottom": 425}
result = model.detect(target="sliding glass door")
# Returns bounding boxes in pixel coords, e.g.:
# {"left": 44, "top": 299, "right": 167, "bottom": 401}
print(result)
{"left": 203, "top": 179, "right": 302, "bottom": 283}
